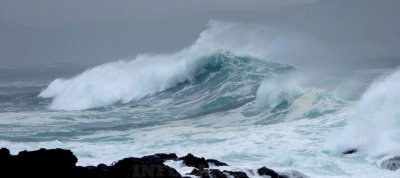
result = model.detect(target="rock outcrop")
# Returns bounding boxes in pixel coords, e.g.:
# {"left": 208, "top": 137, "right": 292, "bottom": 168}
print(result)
{"left": 342, "top": 149, "right": 357, "bottom": 155}
{"left": 178, "top": 153, "right": 228, "bottom": 169}
{"left": 188, "top": 168, "right": 250, "bottom": 178}
{"left": 0, "top": 147, "right": 306, "bottom": 178}
{"left": 0, "top": 148, "right": 181, "bottom": 178}
{"left": 258, "top": 166, "right": 288, "bottom": 178}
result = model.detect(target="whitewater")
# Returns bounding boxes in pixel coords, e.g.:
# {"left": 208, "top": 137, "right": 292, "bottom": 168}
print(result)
{"left": 0, "top": 21, "right": 399, "bottom": 177}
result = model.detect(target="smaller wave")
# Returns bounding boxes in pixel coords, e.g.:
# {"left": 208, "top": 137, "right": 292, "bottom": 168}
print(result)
{"left": 256, "top": 73, "right": 304, "bottom": 110}
{"left": 286, "top": 89, "right": 346, "bottom": 119}
{"left": 256, "top": 73, "right": 346, "bottom": 120}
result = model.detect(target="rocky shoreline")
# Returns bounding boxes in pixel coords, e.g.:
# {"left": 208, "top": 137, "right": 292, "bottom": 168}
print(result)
{"left": 0, "top": 148, "right": 304, "bottom": 178}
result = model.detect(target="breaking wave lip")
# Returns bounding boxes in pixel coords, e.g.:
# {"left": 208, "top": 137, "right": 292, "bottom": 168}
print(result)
{"left": 38, "top": 24, "right": 217, "bottom": 110}
{"left": 39, "top": 52, "right": 217, "bottom": 110}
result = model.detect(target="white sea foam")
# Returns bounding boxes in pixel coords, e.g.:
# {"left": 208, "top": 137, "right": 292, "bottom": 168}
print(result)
{"left": 1, "top": 111, "right": 398, "bottom": 178}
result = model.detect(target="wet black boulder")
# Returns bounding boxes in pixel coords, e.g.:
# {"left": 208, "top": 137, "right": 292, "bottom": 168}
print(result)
{"left": 381, "top": 156, "right": 400, "bottom": 171}
{"left": 257, "top": 166, "right": 288, "bottom": 178}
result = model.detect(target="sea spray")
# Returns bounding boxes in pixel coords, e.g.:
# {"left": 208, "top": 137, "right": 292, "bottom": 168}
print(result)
{"left": 326, "top": 69, "right": 400, "bottom": 158}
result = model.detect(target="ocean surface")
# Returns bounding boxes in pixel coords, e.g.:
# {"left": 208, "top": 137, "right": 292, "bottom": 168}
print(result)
{"left": 1, "top": 22, "right": 400, "bottom": 178}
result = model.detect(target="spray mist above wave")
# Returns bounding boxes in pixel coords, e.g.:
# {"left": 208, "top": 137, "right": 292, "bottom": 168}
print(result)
{"left": 326, "top": 69, "right": 400, "bottom": 158}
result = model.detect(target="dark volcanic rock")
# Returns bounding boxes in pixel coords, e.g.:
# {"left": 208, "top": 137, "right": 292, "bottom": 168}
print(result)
{"left": 0, "top": 148, "right": 11, "bottom": 164}
{"left": 223, "top": 170, "right": 249, "bottom": 178}
{"left": 0, "top": 148, "right": 182, "bottom": 178}
{"left": 1, "top": 148, "right": 78, "bottom": 178}
{"left": 189, "top": 168, "right": 249, "bottom": 178}
{"left": 207, "top": 159, "right": 229, "bottom": 166}
{"left": 141, "top": 153, "right": 178, "bottom": 162}
{"left": 342, "top": 149, "right": 357, "bottom": 155}
{"left": 381, "top": 156, "right": 400, "bottom": 171}
{"left": 97, "top": 163, "right": 111, "bottom": 170}
{"left": 189, "top": 168, "right": 201, "bottom": 175}
{"left": 0, "top": 148, "right": 12, "bottom": 174}
{"left": 16, "top": 148, "right": 78, "bottom": 168}
{"left": 258, "top": 167, "right": 300, "bottom": 178}
{"left": 189, "top": 168, "right": 227, "bottom": 178}
{"left": 179, "top": 153, "right": 209, "bottom": 169}
{"left": 206, "top": 169, "right": 227, "bottom": 178}
{"left": 258, "top": 166, "right": 287, "bottom": 178}
{"left": 111, "top": 157, "right": 181, "bottom": 178}
{"left": 0, "top": 148, "right": 299, "bottom": 178}
{"left": 179, "top": 154, "right": 228, "bottom": 169}
{"left": 0, "top": 148, "right": 10, "bottom": 157}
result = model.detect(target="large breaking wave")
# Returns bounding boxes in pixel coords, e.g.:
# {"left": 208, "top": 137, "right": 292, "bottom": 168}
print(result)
{"left": 39, "top": 21, "right": 313, "bottom": 110}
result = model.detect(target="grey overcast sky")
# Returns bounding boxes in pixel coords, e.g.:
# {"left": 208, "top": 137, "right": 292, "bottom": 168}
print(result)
{"left": 1, "top": 0, "right": 400, "bottom": 70}
{"left": 0, "top": 0, "right": 317, "bottom": 27}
